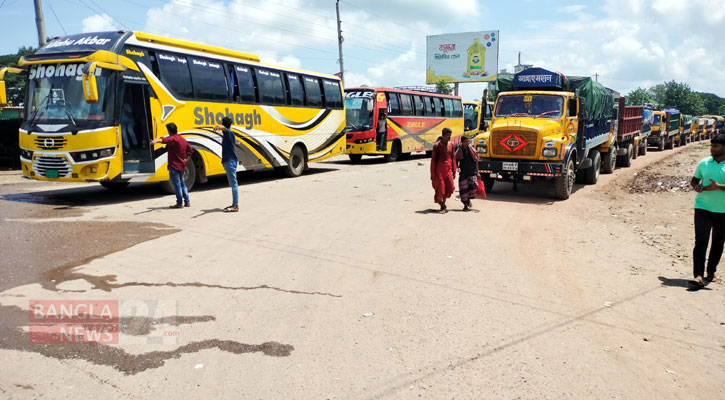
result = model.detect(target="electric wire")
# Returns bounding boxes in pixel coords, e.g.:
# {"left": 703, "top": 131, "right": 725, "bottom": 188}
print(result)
{"left": 47, "top": 0, "right": 69, "bottom": 35}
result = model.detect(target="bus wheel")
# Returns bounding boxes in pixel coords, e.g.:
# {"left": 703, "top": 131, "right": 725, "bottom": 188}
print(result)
{"left": 425, "top": 150, "right": 433, "bottom": 157}
{"left": 160, "top": 158, "right": 196, "bottom": 193}
{"left": 348, "top": 154, "right": 362, "bottom": 163}
{"left": 384, "top": 141, "right": 401, "bottom": 162}
{"left": 554, "top": 157, "right": 575, "bottom": 200}
{"left": 100, "top": 181, "right": 130, "bottom": 191}
{"left": 284, "top": 145, "right": 307, "bottom": 177}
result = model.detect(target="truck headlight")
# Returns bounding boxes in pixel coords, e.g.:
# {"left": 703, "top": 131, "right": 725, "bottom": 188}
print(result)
{"left": 542, "top": 148, "right": 557, "bottom": 157}
{"left": 477, "top": 145, "right": 488, "bottom": 154}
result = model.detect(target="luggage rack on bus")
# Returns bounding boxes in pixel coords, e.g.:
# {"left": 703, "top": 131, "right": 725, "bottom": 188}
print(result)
{"left": 393, "top": 86, "right": 439, "bottom": 93}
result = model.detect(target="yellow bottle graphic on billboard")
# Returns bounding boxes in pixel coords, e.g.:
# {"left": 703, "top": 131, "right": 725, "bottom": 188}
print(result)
{"left": 466, "top": 37, "right": 486, "bottom": 76}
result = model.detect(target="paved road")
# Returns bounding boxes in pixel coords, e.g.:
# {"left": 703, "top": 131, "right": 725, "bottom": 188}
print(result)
{"left": 0, "top": 147, "right": 722, "bottom": 399}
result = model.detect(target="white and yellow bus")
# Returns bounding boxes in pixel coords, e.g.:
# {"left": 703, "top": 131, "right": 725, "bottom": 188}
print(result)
{"left": 0, "top": 31, "right": 346, "bottom": 190}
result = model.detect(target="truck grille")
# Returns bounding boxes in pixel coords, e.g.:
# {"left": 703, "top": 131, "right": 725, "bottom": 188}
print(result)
{"left": 491, "top": 131, "right": 538, "bottom": 157}
{"left": 35, "top": 136, "right": 68, "bottom": 150}
{"left": 33, "top": 156, "right": 72, "bottom": 178}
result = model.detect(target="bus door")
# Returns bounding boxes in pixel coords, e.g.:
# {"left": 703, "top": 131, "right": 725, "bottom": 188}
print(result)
{"left": 377, "top": 92, "right": 388, "bottom": 152}
{"left": 121, "top": 83, "right": 155, "bottom": 173}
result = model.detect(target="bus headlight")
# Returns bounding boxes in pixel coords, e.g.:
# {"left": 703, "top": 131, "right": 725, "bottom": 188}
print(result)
{"left": 70, "top": 147, "right": 116, "bottom": 162}
{"left": 542, "top": 148, "right": 557, "bottom": 158}
{"left": 20, "top": 149, "right": 34, "bottom": 160}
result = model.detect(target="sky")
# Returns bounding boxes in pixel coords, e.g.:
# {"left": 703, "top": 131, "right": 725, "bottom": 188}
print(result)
{"left": 1, "top": 0, "right": 724, "bottom": 101}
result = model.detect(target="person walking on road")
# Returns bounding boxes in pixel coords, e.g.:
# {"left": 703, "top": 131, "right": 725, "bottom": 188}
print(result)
{"left": 430, "top": 128, "right": 456, "bottom": 213}
{"left": 214, "top": 116, "right": 239, "bottom": 212}
{"left": 150, "top": 123, "right": 194, "bottom": 209}
{"left": 456, "top": 135, "right": 479, "bottom": 211}
{"left": 690, "top": 134, "right": 725, "bottom": 286}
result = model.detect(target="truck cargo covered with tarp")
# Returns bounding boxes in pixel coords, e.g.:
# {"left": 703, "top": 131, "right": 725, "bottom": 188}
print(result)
{"left": 664, "top": 109, "right": 681, "bottom": 133}
{"left": 490, "top": 68, "right": 614, "bottom": 120}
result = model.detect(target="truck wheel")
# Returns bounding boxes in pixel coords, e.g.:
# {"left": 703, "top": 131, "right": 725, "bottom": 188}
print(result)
{"left": 348, "top": 154, "right": 363, "bottom": 163}
{"left": 585, "top": 150, "right": 600, "bottom": 184}
{"left": 621, "top": 144, "right": 633, "bottom": 168}
{"left": 631, "top": 143, "right": 638, "bottom": 160}
{"left": 284, "top": 145, "right": 307, "bottom": 177}
{"left": 665, "top": 137, "right": 673, "bottom": 150}
{"left": 481, "top": 176, "right": 495, "bottom": 193}
{"left": 554, "top": 157, "right": 575, "bottom": 200}
{"left": 657, "top": 138, "right": 665, "bottom": 151}
{"left": 602, "top": 147, "right": 616, "bottom": 174}
{"left": 639, "top": 142, "right": 647, "bottom": 156}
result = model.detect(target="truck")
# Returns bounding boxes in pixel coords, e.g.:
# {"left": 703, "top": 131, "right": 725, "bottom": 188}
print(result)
{"left": 690, "top": 116, "right": 702, "bottom": 141}
{"left": 677, "top": 115, "right": 693, "bottom": 146}
{"left": 463, "top": 99, "right": 493, "bottom": 137}
{"left": 613, "top": 97, "right": 644, "bottom": 167}
{"left": 474, "top": 67, "right": 616, "bottom": 200}
{"left": 647, "top": 109, "right": 680, "bottom": 151}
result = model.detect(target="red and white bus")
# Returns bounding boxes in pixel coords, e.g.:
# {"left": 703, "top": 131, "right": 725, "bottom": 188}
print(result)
{"left": 343, "top": 87, "right": 464, "bottom": 162}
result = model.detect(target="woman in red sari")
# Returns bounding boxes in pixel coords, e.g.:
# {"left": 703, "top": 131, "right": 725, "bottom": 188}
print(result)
{"left": 430, "top": 128, "right": 456, "bottom": 213}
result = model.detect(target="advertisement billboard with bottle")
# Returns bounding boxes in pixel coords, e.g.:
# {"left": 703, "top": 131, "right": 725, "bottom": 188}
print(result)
{"left": 425, "top": 30, "right": 499, "bottom": 84}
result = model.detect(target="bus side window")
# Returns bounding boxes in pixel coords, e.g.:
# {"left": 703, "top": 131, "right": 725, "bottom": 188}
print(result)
{"left": 303, "top": 76, "right": 322, "bottom": 107}
{"left": 387, "top": 93, "right": 400, "bottom": 116}
{"left": 189, "top": 57, "right": 229, "bottom": 101}
{"left": 156, "top": 52, "right": 193, "bottom": 99}
{"left": 442, "top": 98, "right": 453, "bottom": 118}
{"left": 286, "top": 74, "right": 305, "bottom": 106}
{"left": 399, "top": 94, "right": 413, "bottom": 116}
{"left": 413, "top": 95, "right": 424, "bottom": 116}
{"left": 452, "top": 99, "right": 463, "bottom": 118}
{"left": 227, "top": 65, "right": 240, "bottom": 102}
{"left": 423, "top": 96, "right": 433, "bottom": 115}
{"left": 256, "top": 68, "right": 285, "bottom": 106}
{"left": 432, "top": 97, "right": 442, "bottom": 117}
{"left": 322, "top": 80, "right": 343, "bottom": 109}
{"left": 235, "top": 65, "right": 257, "bottom": 103}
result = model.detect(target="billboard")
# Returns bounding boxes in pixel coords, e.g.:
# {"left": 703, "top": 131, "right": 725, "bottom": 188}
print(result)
{"left": 426, "top": 30, "right": 499, "bottom": 84}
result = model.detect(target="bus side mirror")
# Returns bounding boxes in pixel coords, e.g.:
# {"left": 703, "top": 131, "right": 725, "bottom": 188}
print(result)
{"left": 0, "top": 80, "right": 7, "bottom": 107}
{"left": 83, "top": 73, "right": 99, "bottom": 104}
{"left": 0, "top": 67, "right": 23, "bottom": 108}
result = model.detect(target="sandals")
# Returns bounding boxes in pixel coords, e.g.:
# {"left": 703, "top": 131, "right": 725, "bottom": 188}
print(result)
{"left": 223, "top": 205, "right": 239, "bottom": 213}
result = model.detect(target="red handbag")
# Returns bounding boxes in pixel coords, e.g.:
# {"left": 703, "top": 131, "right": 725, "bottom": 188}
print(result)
{"left": 476, "top": 178, "right": 487, "bottom": 198}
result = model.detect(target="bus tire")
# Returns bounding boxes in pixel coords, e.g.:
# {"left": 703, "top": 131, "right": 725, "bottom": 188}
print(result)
{"left": 100, "top": 181, "right": 129, "bottom": 191}
{"left": 425, "top": 150, "right": 433, "bottom": 157}
{"left": 621, "top": 143, "right": 633, "bottom": 168}
{"left": 554, "top": 157, "right": 575, "bottom": 200}
{"left": 348, "top": 154, "right": 362, "bottom": 163}
{"left": 160, "top": 157, "right": 196, "bottom": 193}
{"left": 284, "top": 145, "right": 307, "bottom": 177}
{"left": 384, "top": 140, "right": 401, "bottom": 162}
{"left": 585, "top": 150, "right": 600, "bottom": 185}
{"left": 602, "top": 146, "right": 616, "bottom": 173}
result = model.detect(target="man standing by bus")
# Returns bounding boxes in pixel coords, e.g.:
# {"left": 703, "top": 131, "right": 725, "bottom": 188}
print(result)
{"left": 151, "top": 123, "right": 194, "bottom": 209}
{"left": 376, "top": 110, "right": 388, "bottom": 152}
{"left": 690, "top": 134, "right": 725, "bottom": 286}
{"left": 214, "top": 116, "right": 239, "bottom": 212}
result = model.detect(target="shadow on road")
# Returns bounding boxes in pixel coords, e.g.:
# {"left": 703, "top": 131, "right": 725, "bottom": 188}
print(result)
{"left": 321, "top": 153, "right": 429, "bottom": 166}
{"left": 0, "top": 166, "right": 339, "bottom": 208}
{"left": 658, "top": 276, "right": 712, "bottom": 292}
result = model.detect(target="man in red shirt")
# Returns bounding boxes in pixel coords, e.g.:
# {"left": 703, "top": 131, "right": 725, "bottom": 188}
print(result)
{"left": 151, "top": 123, "right": 194, "bottom": 208}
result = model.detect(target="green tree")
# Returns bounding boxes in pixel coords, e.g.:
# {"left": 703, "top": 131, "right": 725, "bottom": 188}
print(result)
{"left": 0, "top": 46, "right": 36, "bottom": 106}
{"left": 686, "top": 92, "right": 708, "bottom": 116}
{"left": 718, "top": 104, "right": 725, "bottom": 115}
{"left": 647, "top": 84, "right": 666, "bottom": 105}
{"left": 696, "top": 92, "right": 725, "bottom": 115}
{"left": 435, "top": 79, "right": 453, "bottom": 95}
{"left": 626, "top": 87, "right": 652, "bottom": 105}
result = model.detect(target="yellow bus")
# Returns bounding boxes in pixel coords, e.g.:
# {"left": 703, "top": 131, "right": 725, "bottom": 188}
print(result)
{"left": 1, "top": 31, "right": 345, "bottom": 190}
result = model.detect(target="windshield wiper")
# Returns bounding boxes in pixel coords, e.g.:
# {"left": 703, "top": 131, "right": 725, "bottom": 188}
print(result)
{"left": 26, "top": 94, "right": 51, "bottom": 129}
{"left": 59, "top": 99, "right": 78, "bottom": 133}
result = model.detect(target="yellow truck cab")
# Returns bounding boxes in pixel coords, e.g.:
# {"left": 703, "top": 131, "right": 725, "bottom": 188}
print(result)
{"left": 474, "top": 67, "right": 616, "bottom": 200}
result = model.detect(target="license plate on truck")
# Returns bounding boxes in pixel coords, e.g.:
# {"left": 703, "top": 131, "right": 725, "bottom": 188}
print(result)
{"left": 502, "top": 162, "right": 518, "bottom": 171}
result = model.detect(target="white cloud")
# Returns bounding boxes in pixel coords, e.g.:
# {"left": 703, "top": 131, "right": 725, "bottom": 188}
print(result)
{"left": 557, "top": 5, "right": 586, "bottom": 14}
{"left": 81, "top": 14, "right": 118, "bottom": 33}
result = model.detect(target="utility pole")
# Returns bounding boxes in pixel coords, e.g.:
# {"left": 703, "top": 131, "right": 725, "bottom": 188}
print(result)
{"left": 595, "top": 73, "right": 598, "bottom": 82}
{"left": 335, "top": 0, "right": 344, "bottom": 86}
{"left": 34, "top": 0, "right": 47, "bottom": 47}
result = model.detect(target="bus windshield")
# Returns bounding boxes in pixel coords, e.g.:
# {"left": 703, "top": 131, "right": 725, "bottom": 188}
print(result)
{"left": 25, "top": 67, "right": 114, "bottom": 129}
{"left": 463, "top": 103, "right": 478, "bottom": 131}
{"left": 494, "top": 94, "right": 563, "bottom": 118}
{"left": 344, "top": 96, "right": 373, "bottom": 132}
